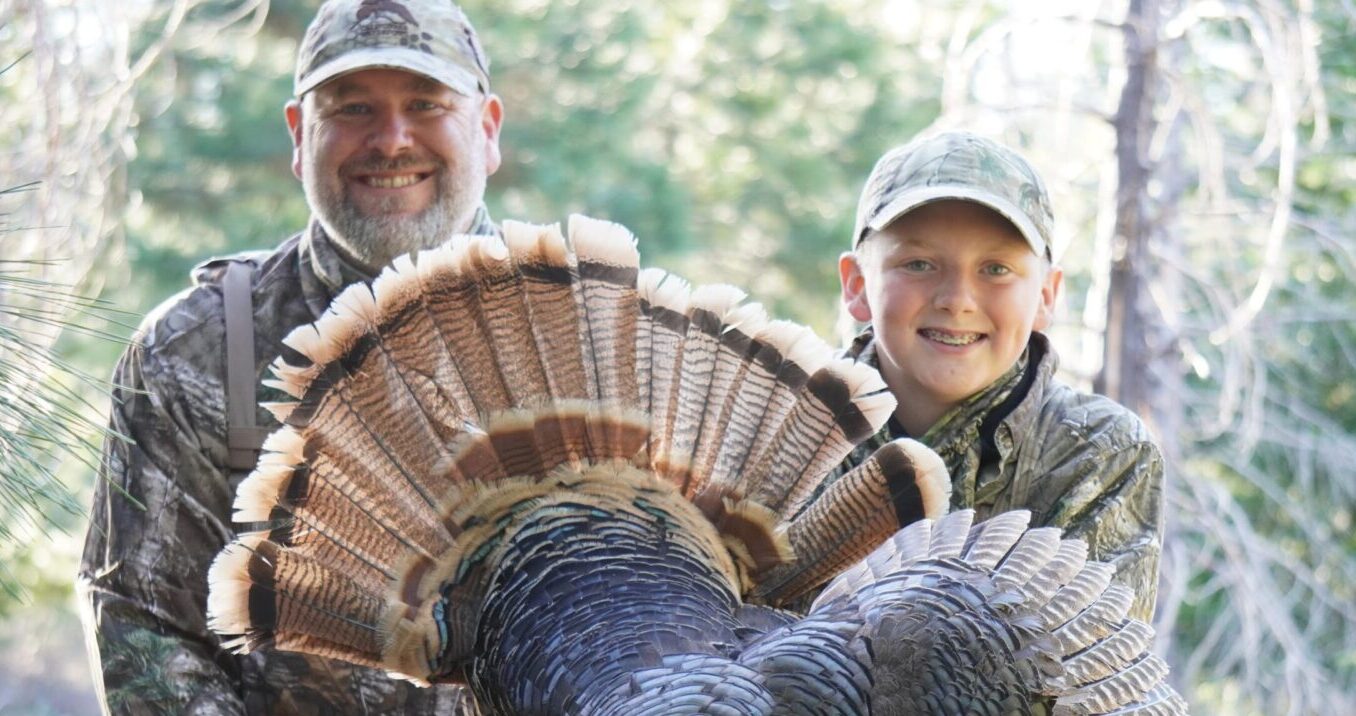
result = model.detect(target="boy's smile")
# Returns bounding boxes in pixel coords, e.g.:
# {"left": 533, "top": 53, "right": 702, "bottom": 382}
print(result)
{"left": 840, "top": 200, "right": 1062, "bottom": 436}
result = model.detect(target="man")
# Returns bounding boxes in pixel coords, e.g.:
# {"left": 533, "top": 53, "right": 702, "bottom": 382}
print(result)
{"left": 78, "top": 0, "right": 502, "bottom": 712}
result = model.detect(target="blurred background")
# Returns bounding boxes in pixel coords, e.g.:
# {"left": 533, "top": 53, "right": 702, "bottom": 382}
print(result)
{"left": 2, "top": 0, "right": 1353, "bottom": 713}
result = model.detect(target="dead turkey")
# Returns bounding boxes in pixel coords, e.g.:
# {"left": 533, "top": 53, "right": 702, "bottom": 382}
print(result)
{"left": 207, "top": 216, "right": 1187, "bottom": 715}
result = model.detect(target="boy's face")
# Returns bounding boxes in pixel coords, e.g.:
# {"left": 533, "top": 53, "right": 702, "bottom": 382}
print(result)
{"left": 840, "top": 200, "right": 1062, "bottom": 427}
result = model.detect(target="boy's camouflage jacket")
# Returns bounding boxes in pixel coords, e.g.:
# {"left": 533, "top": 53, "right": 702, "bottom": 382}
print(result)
{"left": 830, "top": 330, "right": 1165, "bottom": 622}
{"left": 78, "top": 213, "right": 494, "bottom": 715}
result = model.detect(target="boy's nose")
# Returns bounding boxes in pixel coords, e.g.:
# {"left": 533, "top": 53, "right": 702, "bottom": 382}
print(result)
{"left": 933, "top": 274, "right": 978, "bottom": 314}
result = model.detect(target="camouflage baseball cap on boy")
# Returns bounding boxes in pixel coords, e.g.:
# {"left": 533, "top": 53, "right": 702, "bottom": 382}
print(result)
{"left": 853, "top": 131, "right": 1054, "bottom": 259}
{"left": 295, "top": 0, "right": 491, "bottom": 98}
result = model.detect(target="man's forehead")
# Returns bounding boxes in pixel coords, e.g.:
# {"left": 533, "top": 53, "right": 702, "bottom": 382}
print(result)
{"left": 316, "top": 69, "right": 451, "bottom": 98}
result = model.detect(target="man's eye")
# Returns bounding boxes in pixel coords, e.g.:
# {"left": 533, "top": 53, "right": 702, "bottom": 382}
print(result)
{"left": 338, "top": 104, "right": 371, "bottom": 115}
{"left": 410, "top": 99, "right": 440, "bottom": 111}
{"left": 983, "top": 264, "right": 1012, "bottom": 276}
{"left": 902, "top": 259, "right": 933, "bottom": 271}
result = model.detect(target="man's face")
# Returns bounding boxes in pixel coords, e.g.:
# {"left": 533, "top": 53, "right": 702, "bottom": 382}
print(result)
{"left": 840, "top": 200, "right": 1061, "bottom": 433}
{"left": 286, "top": 68, "right": 503, "bottom": 271}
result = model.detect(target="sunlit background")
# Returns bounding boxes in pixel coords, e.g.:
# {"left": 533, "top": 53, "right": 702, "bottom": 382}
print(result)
{"left": 2, "top": 0, "right": 1353, "bottom": 713}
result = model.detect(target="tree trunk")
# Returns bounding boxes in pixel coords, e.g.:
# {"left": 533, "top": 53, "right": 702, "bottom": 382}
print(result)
{"left": 1097, "top": 0, "right": 1162, "bottom": 417}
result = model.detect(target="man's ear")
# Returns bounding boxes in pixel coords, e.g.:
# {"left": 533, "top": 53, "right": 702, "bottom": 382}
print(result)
{"left": 480, "top": 93, "right": 504, "bottom": 176}
{"left": 839, "top": 251, "right": 873, "bottom": 323}
{"left": 285, "top": 99, "right": 304, "bottom": 181}
{"left": 1033, "top": 262, "right": 1063, "bottom": 332}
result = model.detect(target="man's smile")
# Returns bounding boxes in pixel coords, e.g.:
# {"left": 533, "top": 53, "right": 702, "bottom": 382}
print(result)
{"left": 353, "top": 171, "right": 433, "bottom": 189}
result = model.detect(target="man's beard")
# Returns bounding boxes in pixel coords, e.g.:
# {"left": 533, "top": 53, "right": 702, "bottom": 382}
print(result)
{"left": 304, "top": 151, "right": 486, "bottom": 272}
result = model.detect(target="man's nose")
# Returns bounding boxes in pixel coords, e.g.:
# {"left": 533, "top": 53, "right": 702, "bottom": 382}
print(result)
{"left": 366, "top": 110, "right": 414, "bottom": 156}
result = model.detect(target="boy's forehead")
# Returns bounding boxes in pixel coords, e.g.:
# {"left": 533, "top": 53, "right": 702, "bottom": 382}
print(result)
{"left": 866, "top": 200, "right": 1034, "bottom": 254}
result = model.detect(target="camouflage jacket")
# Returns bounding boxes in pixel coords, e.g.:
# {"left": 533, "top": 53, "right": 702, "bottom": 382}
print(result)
{"left": 831, "top": 330, "right": 1165, "bottom": 621}
{"left": 78, "top": 213, "right": 494, "bottom": 715}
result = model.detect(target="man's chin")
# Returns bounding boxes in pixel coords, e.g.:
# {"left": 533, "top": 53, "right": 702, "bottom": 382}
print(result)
{"left": 331, "top": 215, "right": 459, "bottom": 262}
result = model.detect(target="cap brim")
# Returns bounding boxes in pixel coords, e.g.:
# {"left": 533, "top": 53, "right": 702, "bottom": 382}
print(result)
{"left": 296, "top": 47, "right": 482, "bottom": 98}
{"left": 866, "top": 185, "right": 1049, "bottom": 258}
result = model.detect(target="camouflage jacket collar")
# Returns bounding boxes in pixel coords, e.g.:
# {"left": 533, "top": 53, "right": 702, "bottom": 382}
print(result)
{"left": 842, "top": 328, "right": 1058, "bottom": 510}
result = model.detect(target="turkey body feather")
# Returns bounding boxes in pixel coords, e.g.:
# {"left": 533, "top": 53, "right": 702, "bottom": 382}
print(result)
{"left": 207, "top": 216, "right": 1186, "bottom": 715}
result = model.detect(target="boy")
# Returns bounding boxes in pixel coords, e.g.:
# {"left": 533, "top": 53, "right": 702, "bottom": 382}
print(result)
{"left": 834, "top": 131, "right": 1165, "bottom": 620}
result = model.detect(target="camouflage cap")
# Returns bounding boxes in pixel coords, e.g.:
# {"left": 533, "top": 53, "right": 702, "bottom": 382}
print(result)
{"left": 853, "top": 131, "right": 1054, "bottom": 258}
{"left": 295, "top": 0, "right": 491, "bottom": 98}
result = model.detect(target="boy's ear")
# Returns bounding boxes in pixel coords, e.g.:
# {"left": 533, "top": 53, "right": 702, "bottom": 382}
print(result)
{"left": 839, "top": 252, "right": 873, "bottom": 323}
{"left": 1033, "top": 263, "right": 1064, "bottom": 331}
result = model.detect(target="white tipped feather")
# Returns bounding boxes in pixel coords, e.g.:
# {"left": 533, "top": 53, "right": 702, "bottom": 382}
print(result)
{"left": 501, "top": 219, "right": 548, "bottom": 252}
{"left": 262, "top": 368, "right": 308, "bottom": 399}
{"left": 836, "top": 357, "right": 889, "bottom": 396}
{"left": 261, "top": 401, "right": 298, "bottom": 423}
{"left": 306, "top": 303, "right": 366, "bottom": 366}
{"left": 332, "top": 283, "right": 380, "bottom": 329}
{"left": 260, "top": 426, "right": 305, "bottom": 460}
{"left": 371, "top": 255, "right": 422, "bottom": 316}
{"left": 280, "top": 323, "right": 327, "bottom": 365}
{"left": 853, "top": 392, "right": 898, "bottom": 435}
{"left": 641, "top": 269, "right": 691, "bottom": 311}
{"left": 895, "top": 438, "right": 950, "bottom": 519}
{"left": 751, "top": 320, "right": 803, "bottom": 351}
{"left": 232, "top": 463, "right": 297, "bottom": 521}
{"left": 568, "top": 214, "right": 639, "bottom": 266}
{"left": 503, "top": 221, "right": 569, "bottom": 269}
{"left": 462, "top": 234, "right": 510, "bottom": 273}
{"left": 636, "top": 267, "right": 668, "bottom": 297}
{"left": 723, "top": 302, "right": 768, "bottom": 333}
{"left": 414, "top": 243, "right": 461, "bottom": 284}
{"left": 206, "top": 533, "right": 268, "bottom": 635}
{"left": 688, "top": 284, "right": 748, "bottom": 318}
{"left": 780, "top": 325, "right": 834, "bottom": 378}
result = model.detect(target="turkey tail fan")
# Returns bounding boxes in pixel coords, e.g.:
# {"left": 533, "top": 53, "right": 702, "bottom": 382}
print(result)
{"left": 242, "top": 213, "right": 941, "bottom": 607}
{"left": 807, "top": 510, "right": 1189, "bottom": 715}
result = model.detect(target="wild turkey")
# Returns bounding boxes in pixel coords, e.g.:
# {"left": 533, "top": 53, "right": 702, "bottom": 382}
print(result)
{"left": 207, "top": 216, "right": 1187, "bottom": 715}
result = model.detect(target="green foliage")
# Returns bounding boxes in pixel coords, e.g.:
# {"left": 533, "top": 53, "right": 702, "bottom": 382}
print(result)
{"left": 0, "top": 229, "right": 124, "bottom": 601}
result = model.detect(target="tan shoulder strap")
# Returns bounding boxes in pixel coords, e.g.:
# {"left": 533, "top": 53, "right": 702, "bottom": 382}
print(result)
{"left": 223, "top": 261, "right": 269, "bottom": 470}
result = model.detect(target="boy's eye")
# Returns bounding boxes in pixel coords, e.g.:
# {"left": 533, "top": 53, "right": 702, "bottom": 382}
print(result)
{"left": 901, "top": 259, "right": 933, "bottom": 272}
{"left": 410, "top": 99, "right": 440, "bottom": 111}
{"left": 982, "top": 264, "right": 1012, "bottom": 276}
